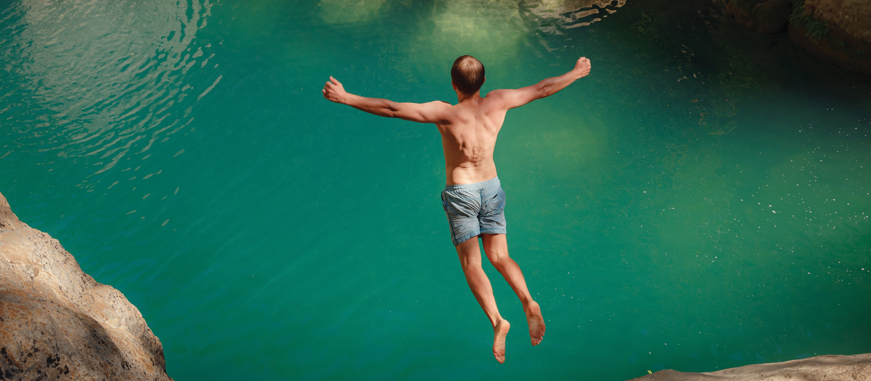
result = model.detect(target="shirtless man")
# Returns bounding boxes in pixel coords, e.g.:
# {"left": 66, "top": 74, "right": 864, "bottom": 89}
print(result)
{"left": 322, "top": 55, "right": 592, "bottom": 363}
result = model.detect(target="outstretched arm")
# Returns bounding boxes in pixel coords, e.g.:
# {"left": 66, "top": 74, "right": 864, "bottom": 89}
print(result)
{"left": 488, "top": 57, "right": 591, "bottom": 110}
{"left": 322, "top": 76, "right": 449, "bottom": 124}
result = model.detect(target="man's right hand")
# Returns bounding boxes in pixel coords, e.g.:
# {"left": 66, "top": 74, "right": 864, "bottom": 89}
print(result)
{"left": 574, "top": 57, "right": 591, "bottom": 78}
{"left": 322, "top": 76, "right": 348, "bottom": 104}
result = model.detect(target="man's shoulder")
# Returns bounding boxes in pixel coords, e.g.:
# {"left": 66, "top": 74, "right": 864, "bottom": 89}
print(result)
{"left": 483, "top": 89, "right": 512, "bottom": 104}
{"left": 484, "top": 89, "right": 510, "bottom": 98}
{"left": 481, "top": 90, "right": 514, "bottom": 111}
{"left": 426, "top": 100, "right": 453, "bottom": 109}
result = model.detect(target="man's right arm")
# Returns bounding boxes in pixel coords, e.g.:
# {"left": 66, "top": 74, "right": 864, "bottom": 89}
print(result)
{"left": 489, "top": 57, "right": 591, "bottom": 110}
{"left": 323, "top": 76, "right": 449, "bottom": 124}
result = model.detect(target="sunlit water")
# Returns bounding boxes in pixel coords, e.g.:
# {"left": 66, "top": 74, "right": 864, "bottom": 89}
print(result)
{"left": 2, "top": 0, "right": 870, "bottom": 379}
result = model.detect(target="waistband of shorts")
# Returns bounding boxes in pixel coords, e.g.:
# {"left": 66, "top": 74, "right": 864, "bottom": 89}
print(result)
{"left": 444, "top": 177, "right": 500, "bottom": 191}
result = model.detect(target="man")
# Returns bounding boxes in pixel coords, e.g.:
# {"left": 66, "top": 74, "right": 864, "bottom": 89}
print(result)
{"left": 322, "top": 55, "right": 592, "bottom": 363}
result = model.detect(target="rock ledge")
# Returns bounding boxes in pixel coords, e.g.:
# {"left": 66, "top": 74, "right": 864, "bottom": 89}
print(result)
{"left": 629, "top": 353, "right": 871, "bottom": 380}
{"left": 0, "top": 191, "right": 172, "bottom": 380}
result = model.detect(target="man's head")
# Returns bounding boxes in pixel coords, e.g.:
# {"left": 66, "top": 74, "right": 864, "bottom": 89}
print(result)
{"left": 451, "top": 55, "right": 485, "bottom": 95}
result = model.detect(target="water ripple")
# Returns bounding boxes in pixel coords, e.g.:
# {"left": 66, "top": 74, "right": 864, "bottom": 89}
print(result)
{"left": 520, "top": 0, "right": 628, "bottom": 34}
{"left": 0, "top": 0, "right": 219, "bottom": 183}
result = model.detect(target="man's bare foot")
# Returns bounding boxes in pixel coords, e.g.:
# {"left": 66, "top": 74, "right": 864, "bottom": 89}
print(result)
{"left": 493, "top": 319, "right": 510, "bottom": 363}
{"left": 524, "top": 301, "right": 545, "bottom": 346}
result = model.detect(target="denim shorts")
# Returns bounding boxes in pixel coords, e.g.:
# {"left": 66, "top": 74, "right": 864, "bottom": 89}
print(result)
{"left": 440, "top": 177, "right": 507, "bottom": 246}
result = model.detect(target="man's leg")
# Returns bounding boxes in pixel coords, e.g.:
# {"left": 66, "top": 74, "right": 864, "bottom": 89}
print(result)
{"left": 481, "top": 234, "right": 545, "bottom": 346}
{"left": 455, "top": 236, "right": 511, "bottom": 363}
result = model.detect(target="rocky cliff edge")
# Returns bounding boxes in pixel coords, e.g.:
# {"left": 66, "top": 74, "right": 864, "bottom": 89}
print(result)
{"left": 0, "top": 191, "right": 171, "bottom": 380}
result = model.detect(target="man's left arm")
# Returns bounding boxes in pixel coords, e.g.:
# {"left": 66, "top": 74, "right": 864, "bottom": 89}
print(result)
{"left": 323, "top": 76, "right": 448, "bottom": 124}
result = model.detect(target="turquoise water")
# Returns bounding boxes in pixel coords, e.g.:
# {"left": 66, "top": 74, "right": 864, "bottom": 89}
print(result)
{"left": 2, "top": 0, "right": 871, "bottom": 379}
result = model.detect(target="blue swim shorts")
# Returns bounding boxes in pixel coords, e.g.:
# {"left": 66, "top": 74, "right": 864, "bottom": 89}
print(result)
{"left": 440, "top": 177, "right": 507, "bottom": 246}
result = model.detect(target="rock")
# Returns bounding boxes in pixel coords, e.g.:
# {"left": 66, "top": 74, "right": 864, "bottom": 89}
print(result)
{"left": 628, "top": 353, "right": 871, "bottom": 381}
{"left": 788, "top": 0, "right": 871, "bottom": 76}
{"left": 727, "top": 0, "right": 871, "bottom": 75}
{"left": 726, "top": 0, "right": 792, "bottom": 34}
{"left": 809, "top": 0, "right": 871, "bottom": 42}
{"left": 0, "top": 191, "right": 172, "bottom": 381}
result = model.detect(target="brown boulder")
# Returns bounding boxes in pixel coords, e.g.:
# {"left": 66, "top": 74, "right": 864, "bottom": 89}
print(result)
{"left": 789, "top": 0, "right": 871, "bottom": 76}
{"left": 0, "top": 191, "right": 172, "bottom": 380}
{"left": 809, "top": 0, "right": 871, "bottom": 42}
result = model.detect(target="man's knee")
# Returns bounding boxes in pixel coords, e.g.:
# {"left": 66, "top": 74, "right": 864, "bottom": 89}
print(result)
{"left": 487, "top": 250, "right": 510, "bottom": 267}
{"left": 459, "top": 255, "right": 482, "bottom": 269}
{"left": 456, "top": 243, "right": 483, "bottom": 269}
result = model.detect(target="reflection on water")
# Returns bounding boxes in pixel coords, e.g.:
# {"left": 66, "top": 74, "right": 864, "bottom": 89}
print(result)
{"left": 2, "top": 0, "right": 216, "bottom": 182}
{"left": 430, "top": 0, "right": 529, "bottom": 63}
{"left": 427, "top": 0, "right": 628, "bottom": 63}
{"left": 521, "top": 0, "right": 627, "bottom": 32}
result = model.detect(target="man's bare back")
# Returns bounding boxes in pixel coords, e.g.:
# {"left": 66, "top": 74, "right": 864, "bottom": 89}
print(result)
{"left": 436, "top": 96, "right": 504, "bottom": 185}
{"left": 323, "top": 55, "right": 591, "bottom": 363}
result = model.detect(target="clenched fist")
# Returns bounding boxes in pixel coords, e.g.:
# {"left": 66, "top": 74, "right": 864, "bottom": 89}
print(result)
{"left": 574, "top": 57, "right": 591, "bottom": 78}
{"left": 322, "top": 76, "right": 348, "bottom": 104}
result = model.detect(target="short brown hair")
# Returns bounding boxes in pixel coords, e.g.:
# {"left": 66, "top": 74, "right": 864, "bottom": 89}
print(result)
{"left": 451, "top": 55, "right": 485, "bottom": 95}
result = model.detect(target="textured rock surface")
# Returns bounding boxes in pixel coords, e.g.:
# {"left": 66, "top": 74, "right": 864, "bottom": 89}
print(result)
{"left": 810, "top": 0, "right": 870, "bottom": 42}
{"left": 790, "top": 0, "right": 871, "bottom": 76}
{"left": 0, "top": 192, "right": 171, "bottom": 380}
{"left": 628, "top": 353, "right": 871, "bottom": 381}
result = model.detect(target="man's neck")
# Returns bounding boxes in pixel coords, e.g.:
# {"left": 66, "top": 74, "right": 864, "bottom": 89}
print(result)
{"left": 456, "top": 91, "right": 481, "bottom": 104}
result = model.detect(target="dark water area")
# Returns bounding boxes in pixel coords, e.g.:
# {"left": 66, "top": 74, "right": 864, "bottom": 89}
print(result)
{"left": 1, "top": 0, "right": 870, "bottom": 379}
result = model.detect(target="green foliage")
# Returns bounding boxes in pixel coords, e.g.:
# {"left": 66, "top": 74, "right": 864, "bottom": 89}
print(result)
{"left": 789, "top": 0, "right": 829, "bottom": 40}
